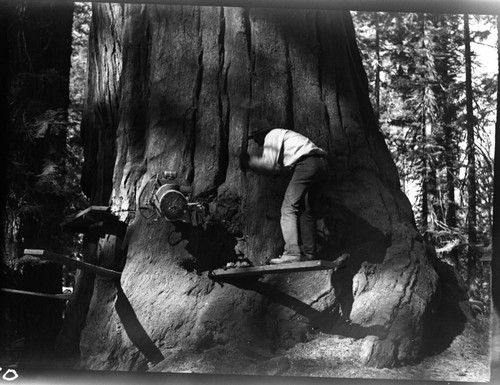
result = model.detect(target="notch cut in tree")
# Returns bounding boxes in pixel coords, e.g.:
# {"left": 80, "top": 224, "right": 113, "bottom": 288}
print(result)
{"left": 73, "top": 4, "right": 472, "bottom": 371}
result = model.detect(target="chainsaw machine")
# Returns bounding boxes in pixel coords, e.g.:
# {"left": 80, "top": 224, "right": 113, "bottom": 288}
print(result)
{"left": 138, "top": 171, "right": 205, "bottom": 224}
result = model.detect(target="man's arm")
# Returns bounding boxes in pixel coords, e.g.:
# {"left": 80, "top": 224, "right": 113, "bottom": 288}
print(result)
{"left": 241, "top": 129, "right": 285, "bottom": 175}
{"left": 247, "top": 142, "right": 281, "bottom": 175}
{"left": 240, "top": 151, "right": 277, "bottom": 175}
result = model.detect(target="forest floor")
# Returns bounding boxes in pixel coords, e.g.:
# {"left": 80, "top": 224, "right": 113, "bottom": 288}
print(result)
{"left": 153, "top": 313, "right": 491, "bottom": 383}
{"left": 1, "top": 309, "right": 490, "bottom": 383}
{"left": 276, "top": 313, "right": 490, "bottom": 382}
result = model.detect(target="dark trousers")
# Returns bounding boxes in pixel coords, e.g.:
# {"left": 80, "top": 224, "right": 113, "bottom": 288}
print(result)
{"left": 280, "top": 155, "right": 327, "bottom": 259}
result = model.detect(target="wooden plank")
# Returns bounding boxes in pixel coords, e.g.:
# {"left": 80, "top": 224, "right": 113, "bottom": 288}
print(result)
{"left": 61, "top": 206, "right": 112, "bottom": 233}
{"left": 208, "top": 260, "right": 340, "bottom": 279}
{"left": 1, "top": 287, "right": 72, "bottom": 301}
{"left": 61, "top": 206, "right": 125, "bottom": 236}
{"left": 24, "top": 249, "right": 122, "bottom": 279}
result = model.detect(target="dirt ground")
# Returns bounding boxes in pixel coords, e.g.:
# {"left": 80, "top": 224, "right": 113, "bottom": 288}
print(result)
{"left": 280, "top": 314, "right": 490, "bottom": 382}
{"left": 152, "top": 313, "right": 491, "bottom": 383}
{"left": 1, "top": 311, "right": 490, "bottom": 383}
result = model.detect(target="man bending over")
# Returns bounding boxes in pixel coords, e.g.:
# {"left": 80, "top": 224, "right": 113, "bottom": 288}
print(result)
{"left": 240, "top": 127, "right": 328, "bottom": 264}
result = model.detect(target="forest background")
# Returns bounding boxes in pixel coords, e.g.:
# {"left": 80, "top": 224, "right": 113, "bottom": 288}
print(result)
{"left": 0, "top": 1, "right": 497, "bottom": 381}
{"left": 352, "top": 11, "right": 496, "bottom": 306}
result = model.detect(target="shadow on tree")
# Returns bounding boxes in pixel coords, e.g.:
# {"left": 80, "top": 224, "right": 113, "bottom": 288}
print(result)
{"left": 420, "top": 255, "right": 470, "bottom": 358}
{"left": 169, "top": 221, "right": 240, "bottom": 272}
{"left": 114, "top": 282, "right": 164, "bottom": 368}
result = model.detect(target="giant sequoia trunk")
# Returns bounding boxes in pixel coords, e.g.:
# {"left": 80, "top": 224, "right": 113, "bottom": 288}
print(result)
{"left": 76, "top": 4, "right": 470, "bottom": 370}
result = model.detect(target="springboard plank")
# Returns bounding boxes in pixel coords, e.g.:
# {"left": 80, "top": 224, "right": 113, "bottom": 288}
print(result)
{"left": 1, "top": 287, "right": 72, "bottom": 301}
{"left": 208, "top": 260, "right": 339, "bottom": 279}
{"left": 24, "top": 249, "right": 121, "bottom": 279}
{"left": 61, "top": 206, "right": 123, "bottom": 235}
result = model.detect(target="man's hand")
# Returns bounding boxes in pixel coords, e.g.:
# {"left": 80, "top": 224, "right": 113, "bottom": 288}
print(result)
{"left": 239, "top": 152, "right": 250, "bottom": 171}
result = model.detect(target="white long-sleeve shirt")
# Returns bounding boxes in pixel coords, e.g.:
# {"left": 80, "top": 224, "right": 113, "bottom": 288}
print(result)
{"left": 248, "top": 128, "right": 327, "bottom": 174}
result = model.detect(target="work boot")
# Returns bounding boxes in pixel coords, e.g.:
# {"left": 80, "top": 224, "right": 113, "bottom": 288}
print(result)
{"left": 269, "top": 254, "right": 301, "bottom": 264}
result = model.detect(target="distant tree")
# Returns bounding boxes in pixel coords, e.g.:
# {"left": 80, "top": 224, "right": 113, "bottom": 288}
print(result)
{"left": 464, "top": 14, "right": 477, "bottom": 251}
{"left": 70, "top": 2, "right": 92, "bottom": 110}
{"left": 352, "top": 12, "right": 496, "bottom": 293}
{"left": 431, "top": 14, "right": 463, "bottom": 266}
{"left": 352, "top": 11, "right": 387, "bottom": 122}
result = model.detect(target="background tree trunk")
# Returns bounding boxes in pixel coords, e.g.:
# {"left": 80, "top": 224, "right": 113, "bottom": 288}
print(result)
{"left": 54, "top": 2, "right": 125, "bottom": 367}
{"left": 77, "top": 4, "right": 470, "bottom": 370}
{"left": 464, "top": 14, "right": 479, "bottom": 284}
{"left": 437, "top": 15, "right": 460, "bottom": 267}
{"left": 421, "top": 111, "right": 430, "bottom": 231}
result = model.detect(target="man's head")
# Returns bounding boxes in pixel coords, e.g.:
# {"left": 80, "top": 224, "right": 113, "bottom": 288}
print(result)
{"left": 248, "top": 127, "right": 272, "bottom": 146}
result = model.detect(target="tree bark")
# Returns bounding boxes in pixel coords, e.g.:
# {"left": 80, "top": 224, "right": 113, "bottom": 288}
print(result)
{"left": 78, "top": 5, "right": 470, "bottom": 370}
{"left": 81, "top": 3, "right": 124, "bottom": 204}
{"left": 55, "top": 2, "right": 125, "bottom": 367}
